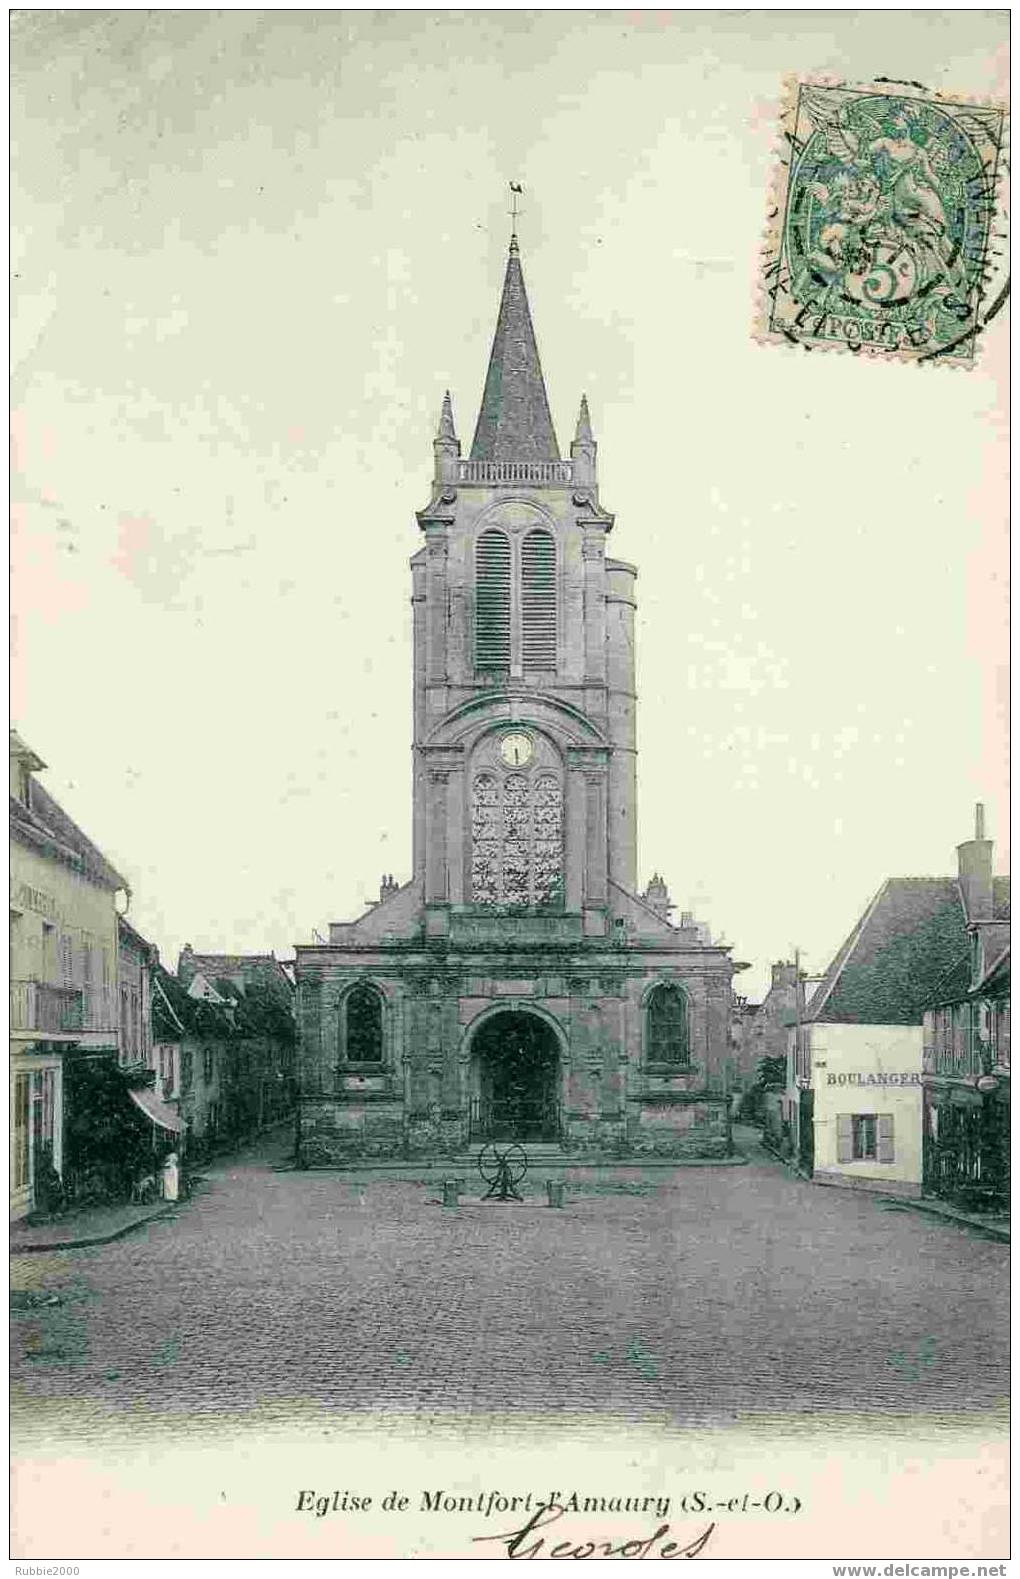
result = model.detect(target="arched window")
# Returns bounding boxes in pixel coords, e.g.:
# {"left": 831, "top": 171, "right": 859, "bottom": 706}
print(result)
{"left": 471, "top": 771, "right": 563, "bottom": 906}
{"left": 521, "top": 529, "right": 556, "bottom": 669}
{"left": 342, "top": 984, "right": 383, "bottom": 1063}
{"left": 646, "top": 984, "right": 689, "bottom": 1065}
{"left": 475, "top": 530, "right": 511, "bottom": 671}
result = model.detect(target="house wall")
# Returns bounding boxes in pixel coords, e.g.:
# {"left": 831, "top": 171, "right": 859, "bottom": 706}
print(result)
{"left": 809, "top": 1022, "right": 923, "bottom": 1196}
{"left": 10, "top": 838, "right": 119, "bottom": 1218}
{"left": 10, "top": 841, "right": 119, "bottom": 1038}
{"left": 117, "top": 933, "right": 153, "bottom": 1067}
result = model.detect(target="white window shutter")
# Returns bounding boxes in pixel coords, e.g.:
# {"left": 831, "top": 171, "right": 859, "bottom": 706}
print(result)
{"left": 877, "top": 1113, "right": 895, "bottom": 1162}
{"left": 836, "top": 1114, "right": 853, "bottom": 1163}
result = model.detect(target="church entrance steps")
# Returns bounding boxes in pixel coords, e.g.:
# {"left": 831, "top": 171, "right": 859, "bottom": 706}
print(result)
{"left": 287, "top": 1152, "right": 748, "bottom": 1174}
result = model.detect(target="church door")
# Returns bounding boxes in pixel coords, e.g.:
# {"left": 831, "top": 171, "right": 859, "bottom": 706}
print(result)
{"left": 471, "top": 1011, "right": 561, "bottom": 1142}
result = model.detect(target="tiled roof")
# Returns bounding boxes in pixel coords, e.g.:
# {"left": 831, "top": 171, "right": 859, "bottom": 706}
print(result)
{"left": 184, "top": 952, "right": 289, "bottom": 987}
{"left": 118, "top": 914, "right": 157, "bottom": 958}
{"left": 808, "top": 877, "right": 970, "bottom": 1025}
{"left": 469, "top": 238, "right": 560, "bottom": 462}
{"left": 10, "top": 782, "right": 127, "bottom": 892}
{"left": 993, "top": 876, "right": 1010, "bottom": 919}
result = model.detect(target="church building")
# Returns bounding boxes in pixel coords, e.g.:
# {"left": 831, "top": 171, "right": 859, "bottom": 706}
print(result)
{"left": 294, "top": 235, "right": 739, "bottom": 1161}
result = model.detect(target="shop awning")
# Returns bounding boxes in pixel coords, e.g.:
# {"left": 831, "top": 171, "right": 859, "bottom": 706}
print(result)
{"left": 130, "top": 1086, "right": 187, "bottom": 1134}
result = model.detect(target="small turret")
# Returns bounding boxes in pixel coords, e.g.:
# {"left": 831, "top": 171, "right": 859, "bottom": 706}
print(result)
{"left": 178, "top": 943, "right": 196, "bottom": 984}
{"left": 643, "top": 872, "right": 673, "bottom": 921}
{"left": 570, "top": 393, "right": 597, "bottom": 487}
{"left": 433, "top": 390, "right": 460, "bottom": 485}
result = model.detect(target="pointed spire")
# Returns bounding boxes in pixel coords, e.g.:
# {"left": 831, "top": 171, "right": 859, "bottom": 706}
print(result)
{"left": 432, "top": 388, "right": 461, "bottom": 484}
{"left": 437, "top": 389, "right": 457, "bottom": 442}
{"left": 570, "top": 392, "right": 597, "bottom": 486}
{"left": 574, "top": 394, "right": 593, "bottom": 445}
{"left": 469, "top": 239, "right": 560, "bottom": 463}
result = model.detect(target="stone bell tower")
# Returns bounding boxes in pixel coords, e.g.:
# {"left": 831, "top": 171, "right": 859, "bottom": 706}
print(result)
{"left": 294, "top": 230, "right": 739, "bottom": 1166}
{"left": 411, "top": 233, "right": 636, "bottom": 940}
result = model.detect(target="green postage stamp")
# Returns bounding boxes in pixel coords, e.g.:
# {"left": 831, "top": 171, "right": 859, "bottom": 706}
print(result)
{"left": 758, "top": 78, "right": 1008, "bottom": 365}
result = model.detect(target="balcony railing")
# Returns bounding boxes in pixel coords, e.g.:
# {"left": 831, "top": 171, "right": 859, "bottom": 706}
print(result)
{"left": 457, "top": 459, "right": 574, "bottom": 485}
{"left": 10, "top": 980, "right": 117, "bottom": 1036}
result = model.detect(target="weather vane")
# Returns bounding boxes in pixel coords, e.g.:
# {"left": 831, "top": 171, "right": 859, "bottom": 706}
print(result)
{"left": 509, "top": 181, "right": 524, "bottom": 237}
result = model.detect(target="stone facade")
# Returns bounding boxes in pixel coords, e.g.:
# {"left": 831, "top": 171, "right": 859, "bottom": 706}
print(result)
{"left": 295, "top": 238, "right": 738, "bottom": 1162}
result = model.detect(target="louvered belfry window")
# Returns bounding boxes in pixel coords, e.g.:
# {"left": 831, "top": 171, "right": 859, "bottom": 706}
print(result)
{"left": 521, "top": 529, "right": 557, "bottom": 668}
{"left": 475, "top": 530, "right": 511, "bottom": 670}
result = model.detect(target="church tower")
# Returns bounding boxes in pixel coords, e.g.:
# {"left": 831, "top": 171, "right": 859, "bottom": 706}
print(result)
{"left": 295, "top": 234, "right": 739, "bottom": 1164}
{"left": 412, "top": 234, "right": 635, "bottom": 936}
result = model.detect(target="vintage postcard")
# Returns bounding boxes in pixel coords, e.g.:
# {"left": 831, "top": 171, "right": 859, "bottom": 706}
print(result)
{"left": 10, "top": 9, "right": 1009, "bottom": 1569}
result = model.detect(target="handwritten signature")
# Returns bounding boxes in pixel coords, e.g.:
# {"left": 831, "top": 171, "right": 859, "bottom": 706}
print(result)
{"left": 473, "top": 1502, "right": 716, "bottom": 1560}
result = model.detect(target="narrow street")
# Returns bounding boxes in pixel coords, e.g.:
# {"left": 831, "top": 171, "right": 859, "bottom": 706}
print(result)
{"left": 11, "top": 1128, "right": 1009, "bottom": 1447}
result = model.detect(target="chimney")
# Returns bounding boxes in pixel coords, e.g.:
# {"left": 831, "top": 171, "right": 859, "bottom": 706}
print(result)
{"left": 178, "top": 943, "right": 196, "bottom": 984}
{"left": 380, "top": 873, "right": 399, "bottom": 904}
{"left": 957, "top": 803, "right": 994, "bottom": 921}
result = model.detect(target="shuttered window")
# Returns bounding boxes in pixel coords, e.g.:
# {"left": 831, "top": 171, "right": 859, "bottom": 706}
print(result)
{"left": 837, "top": 1113, "right": 895, "bottom": 1163}
{"left": 475, "top": 530, "right": 511, "bottom": 670}
{"left": 521, "top": 529, "right": 557, "bottom": 669}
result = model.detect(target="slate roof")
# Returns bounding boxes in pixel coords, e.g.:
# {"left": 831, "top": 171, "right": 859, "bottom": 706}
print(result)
{"left": 469, "top": 237, "right": 561, "bottom": 463}
{"left": 10, "top": 781, "right": 128, "bottom": 892}
{"left": 807, "top": 877, "right": 971, "bottom": 1026}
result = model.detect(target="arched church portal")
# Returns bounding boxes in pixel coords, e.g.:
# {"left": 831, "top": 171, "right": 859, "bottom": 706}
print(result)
{"left": 469, "top": 1010, "right": 561, "bottom": 1143}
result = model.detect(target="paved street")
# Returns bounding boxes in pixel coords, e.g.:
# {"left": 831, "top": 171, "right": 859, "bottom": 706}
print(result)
{"left": 11, "top": 1128, "right": 1008, "bottom": 1447}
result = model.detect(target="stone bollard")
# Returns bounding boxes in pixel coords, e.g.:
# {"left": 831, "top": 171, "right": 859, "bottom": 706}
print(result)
{"left": 442, "top": 1179, "right": 460, "bottom": 1208}
{"left": 546, "top": 1179, "right": 565, "bottom": 1208}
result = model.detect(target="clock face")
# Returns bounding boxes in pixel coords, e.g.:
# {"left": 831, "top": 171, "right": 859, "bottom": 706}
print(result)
{"left": 500, "top": 731, "right": 533, "bottom": 768}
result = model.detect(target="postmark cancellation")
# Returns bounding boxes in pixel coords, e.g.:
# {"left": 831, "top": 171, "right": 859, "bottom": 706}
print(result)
{"left": 756, "top": 79, "right": 1008, "bottom": 366}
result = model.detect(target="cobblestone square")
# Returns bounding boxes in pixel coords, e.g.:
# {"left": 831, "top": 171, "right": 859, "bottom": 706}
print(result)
{"left": 10, "top": 1129, "right": 1009, "bottom": 1449}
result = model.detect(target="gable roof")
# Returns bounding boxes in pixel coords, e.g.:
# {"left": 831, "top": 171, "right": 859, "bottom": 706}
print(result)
{"left": 469, "top": 237, "right": 560, "bottom": 463}
{"left": 807, "top": 877, "right": 970, "bottom": 1025}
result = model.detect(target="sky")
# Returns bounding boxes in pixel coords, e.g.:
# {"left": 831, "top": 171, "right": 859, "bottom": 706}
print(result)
{"left": 11, "top": 10, "right": 1009, "bottom": 999}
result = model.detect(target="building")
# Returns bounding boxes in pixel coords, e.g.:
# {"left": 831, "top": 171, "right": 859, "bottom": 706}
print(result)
{"left": 149, "top": 948, "right": 297, "bottom": 1154}
{"left": 294, "top": 235, "right": 740, "bottom": 1163}
{"left": 788, "top": 808, "right": 1008, "bottom": 1196}
{"left": 117, "top": 915, "right": 156, "bottom": 1070}
{"left": 922, "top": 808, "right": 1010, "bottom": 1208}
{"left": 10, "top": 731, "right": 124, "bottom": 1218}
